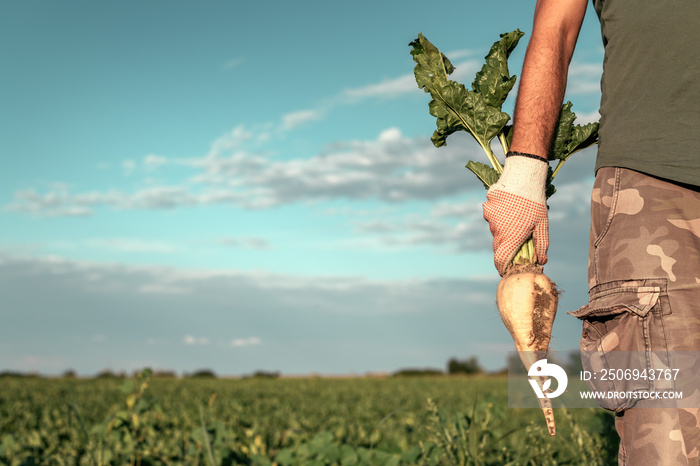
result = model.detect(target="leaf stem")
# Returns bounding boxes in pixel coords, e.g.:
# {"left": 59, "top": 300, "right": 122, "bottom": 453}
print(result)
{"left": 511, "top": 237, "right": 535, "bottom": 265}
{"left": 551, "top": 154, "right": 574, "bottom": 180}
{"left": 551, "top": 146, "right": 588, "bottom": 180}
{"left": 482, "top": 143, "right": 503, "bottom": 174}
{"left": 498, "top": 131, "right": 509, "bottom": 158}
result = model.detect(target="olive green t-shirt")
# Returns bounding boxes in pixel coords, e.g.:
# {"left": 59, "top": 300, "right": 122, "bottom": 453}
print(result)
{"left": 593, "top": 0, "right": 700, "bottom": 186}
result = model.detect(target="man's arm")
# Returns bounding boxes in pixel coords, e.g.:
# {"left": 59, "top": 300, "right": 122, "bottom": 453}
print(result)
{"left": 510, "top": 0, "right": 589, "bottom": 158}
{"left": 482, "top": 0, "right": 588, "bottom": 274}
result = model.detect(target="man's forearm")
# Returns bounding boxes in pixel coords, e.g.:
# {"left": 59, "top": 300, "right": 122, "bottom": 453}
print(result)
{"left": 509, "top": 0, "right": 588, "bottom": 159}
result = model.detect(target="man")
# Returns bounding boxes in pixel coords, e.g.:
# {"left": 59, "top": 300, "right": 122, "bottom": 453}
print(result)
{"left": 483, "top": 0, "right": 700, "bottom": 464}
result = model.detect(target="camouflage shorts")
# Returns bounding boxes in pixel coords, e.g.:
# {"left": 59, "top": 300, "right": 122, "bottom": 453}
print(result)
{"left": 572, "top": 167, "right": 700, "bottom": 465}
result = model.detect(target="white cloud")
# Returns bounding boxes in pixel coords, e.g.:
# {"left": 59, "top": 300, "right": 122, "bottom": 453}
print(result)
{"left": 119, "top": 155, "right": 169, "bottom": 176}
{"left": 184, "top": 335, "right": 210, "bottom": 346}
{"left": 377, "top": 127, "right": 401, "bottom": 142}
{"left": 342, "top": 73, "right": 419, "bottom": 100}
{"left": 567, "top": 61, "right": 602, "bottom": 95}
{"left": 5, "top": 128, "right": 489, "bottom": 215}
{"left": 144, "top": 154, "right": 167, "bottom": 171}
{"left": 190, "top": 127, "right": 484, "bottom": 207}
{"left": 444, "top": 48, "right": 477, "bottom": 60}
{"left": 219, "top": 237, "right": 271, "bottom": 250}
{"left": 202, "top": 125, "right": 254, "bottom": 159}
{"left": 282, "top": 109, "right": 322, "bottom": 130}
{"left": 59, "top": 206, "right": 92, "bottom": 217}
{"left": 357, "top": 207, "right": 492, "bottom": 253}
{"left": 231, "top": 337, "right": 262, "bottom": 347}
{"left": 574, "top": 110, "right": 601, "bottom": 125}
{"left": 87, "top": 238, "right": 180, "bottom": 254}
{"left": 449, "top": 60, "right": 483, "bottom": 84}
{"left": 129, "top": 186, "right": 198, "bottom": 210}
{"left": 4, "top": 187, "right": 94, "bottom": 217}
{"left": 341, "top": 60, "right": 480, "bottom": 101}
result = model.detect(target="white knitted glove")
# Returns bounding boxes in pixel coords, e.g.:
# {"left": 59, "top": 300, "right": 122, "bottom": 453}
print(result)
{"left": 482, "top": 153, "right": 549, "bottom": 275}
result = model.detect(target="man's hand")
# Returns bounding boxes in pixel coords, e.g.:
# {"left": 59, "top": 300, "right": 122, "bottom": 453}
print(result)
{"left": 482, "top": 153, "right": 549, "bottom": 275}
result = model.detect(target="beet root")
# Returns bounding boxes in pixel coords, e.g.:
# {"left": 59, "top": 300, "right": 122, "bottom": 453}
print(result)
{"left": 497, "top": 263, "right": 559, "bottom": 436}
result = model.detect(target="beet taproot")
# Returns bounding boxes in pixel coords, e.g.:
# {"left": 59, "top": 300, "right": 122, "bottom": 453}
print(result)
{"left": 497, "top": 263, "right": 559, "bottom": 435}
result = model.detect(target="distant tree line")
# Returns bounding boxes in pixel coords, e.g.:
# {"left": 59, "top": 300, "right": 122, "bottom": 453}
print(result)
{"left": 393, "top": 355, "right": 485, "bottom": 377}
{"left": 393, "top": 351, "right": 584, "bottom": 377}
{"left": 0, "top": 351, "right": 586, "bottom": 379}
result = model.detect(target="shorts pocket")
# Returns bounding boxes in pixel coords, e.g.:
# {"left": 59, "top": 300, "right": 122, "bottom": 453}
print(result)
{"left": 567, "top": 279, "right": 672, "bottom": 411}
{"left": 590, "top": 167, "right": 619, "bottom": 248}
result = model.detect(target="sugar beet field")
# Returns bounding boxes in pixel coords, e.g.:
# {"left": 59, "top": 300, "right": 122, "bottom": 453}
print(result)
{"left": 0, "top": 370, "right": 618, "bottom": 465}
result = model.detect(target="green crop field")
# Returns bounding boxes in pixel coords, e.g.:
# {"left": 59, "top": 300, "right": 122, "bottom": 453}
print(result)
{"left": 0, "top": 370, "right": 617, "bottom": 465}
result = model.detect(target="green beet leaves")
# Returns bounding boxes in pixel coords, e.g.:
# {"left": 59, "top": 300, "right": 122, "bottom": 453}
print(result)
{"left": 410, "top": 30, "right": 599, "bottom": 195}
{"left": 409, "top": 31, "right": 522, "bottom": 159}
{"left": 552, "top": 102, "right": 600, "bottom": 162}
{"left": 471, "top": 30, "right": 523, "bottom": 109}
{"left": 465, "top": 160, "right": 500, "bottom": 190}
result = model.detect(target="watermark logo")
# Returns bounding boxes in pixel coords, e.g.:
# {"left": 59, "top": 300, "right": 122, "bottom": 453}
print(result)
{"left": 528, "top": 359, "right": 568, "bottom": 399}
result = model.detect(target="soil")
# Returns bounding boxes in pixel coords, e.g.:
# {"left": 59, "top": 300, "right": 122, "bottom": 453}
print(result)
{"left": 503, "top": 263, "right": 559, "bottom": 351}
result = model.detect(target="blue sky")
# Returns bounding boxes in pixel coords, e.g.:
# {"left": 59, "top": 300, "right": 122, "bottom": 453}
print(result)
{"left": 1, "top": 1, "right": 604, "bottom": 376}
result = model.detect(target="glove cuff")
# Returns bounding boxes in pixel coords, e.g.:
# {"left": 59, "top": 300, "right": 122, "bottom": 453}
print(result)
{"left": 489, "top": 153, "right": 548, "bottom": 205}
